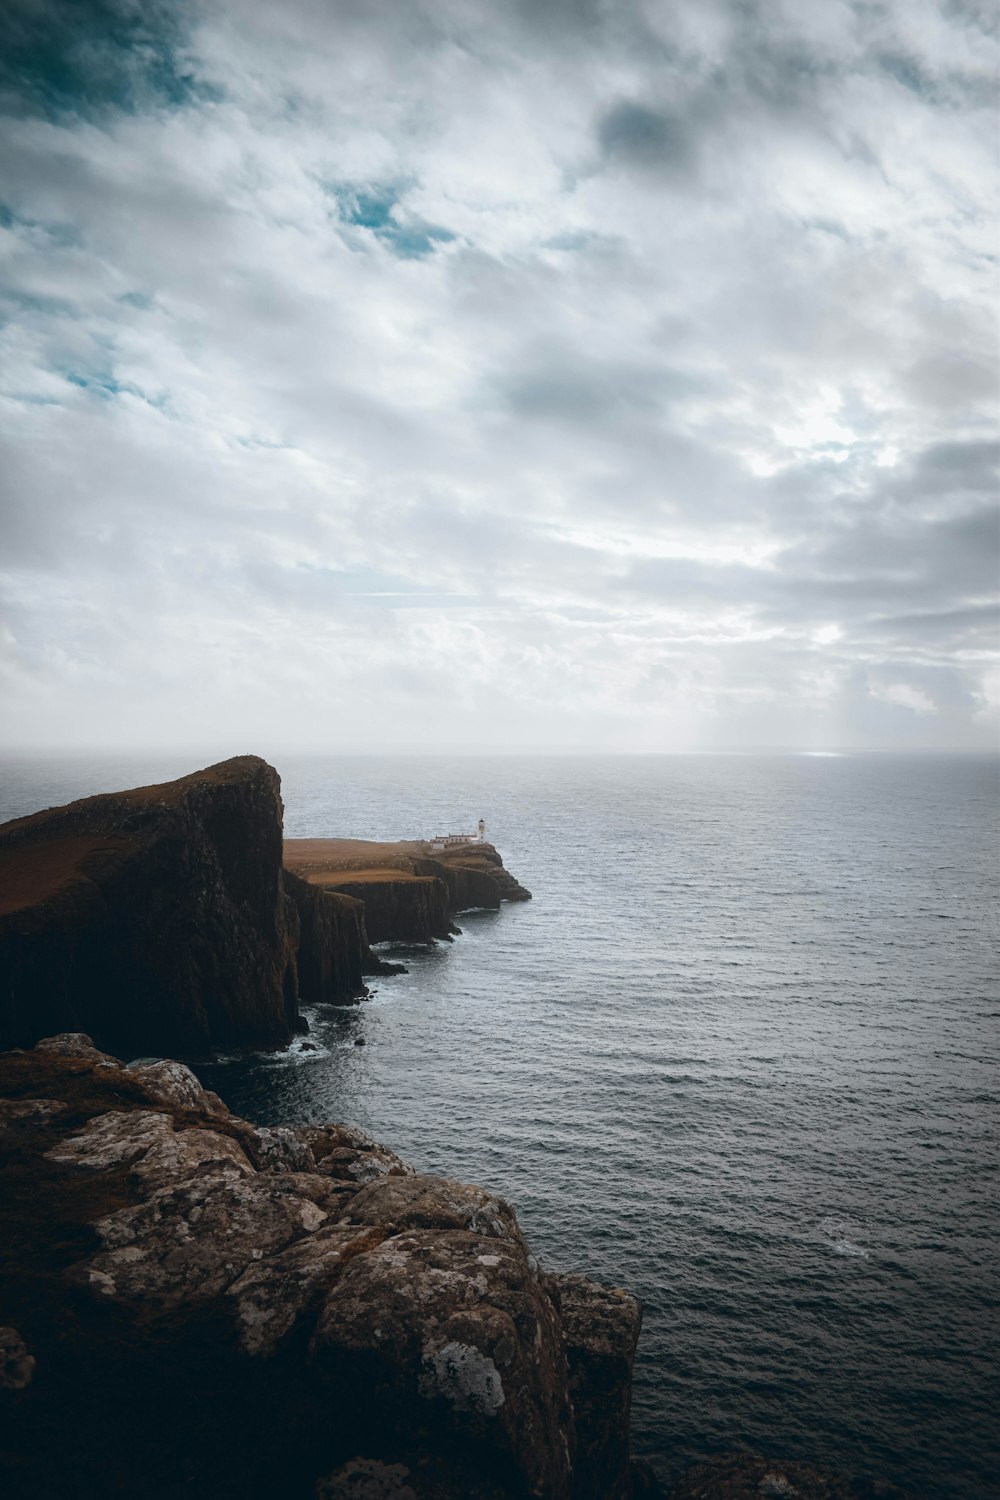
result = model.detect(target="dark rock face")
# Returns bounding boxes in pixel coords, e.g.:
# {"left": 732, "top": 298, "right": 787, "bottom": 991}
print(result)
{"left": 0, "top": 1035, "right": 642, "bottom": 1500}
{"left": 332, "top": 876, "right": 455, "bottom": 945}
{"left": 0, "top": 757, "right": 299, "bottom": 1056}
{"left": 550, "top": 1272, "right": 640, "bottom": 1500}
{"left": 284, "top": 870, "right": 369, "bottom": 1005}
{"left": 0, "top": 758, "right": 378, "bottom": 1057}
{"left": 286, "top": 841, "right": 531, "bottom": 949}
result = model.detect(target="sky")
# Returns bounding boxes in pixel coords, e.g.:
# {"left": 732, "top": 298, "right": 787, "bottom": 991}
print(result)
{"left": 0, "top": 0, "right": 997, "bottom": 755}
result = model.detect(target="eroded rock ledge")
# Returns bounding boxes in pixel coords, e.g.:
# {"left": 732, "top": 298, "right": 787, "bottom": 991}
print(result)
{"left": 0, "top": 1033, "right": 640, "bottom": 1500}
{"left": 283, "top": 837, "right": 532, "bottom": 946}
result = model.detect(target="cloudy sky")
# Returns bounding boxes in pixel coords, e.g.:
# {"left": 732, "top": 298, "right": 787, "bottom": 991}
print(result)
{"left": 1, "top": 0, "right": 997, "bottom": 754}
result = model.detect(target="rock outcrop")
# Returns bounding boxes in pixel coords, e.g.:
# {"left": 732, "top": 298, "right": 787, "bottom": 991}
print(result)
{"left": 0, "top": 1034, "right": 642, "bottom": 1500}
{"left": 325, "top": 874, "right": 456, "bottom": 945}
{"left": 0, "top": 759, "right": 372, "bottom": 1057}
{"left": 284, "top": 838, "right": 531, "bottom": 948}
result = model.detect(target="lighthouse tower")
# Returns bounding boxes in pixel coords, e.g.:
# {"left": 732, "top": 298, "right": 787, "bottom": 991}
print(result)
{"left": 478, "top": 817, "right": 486, "bottom": 842}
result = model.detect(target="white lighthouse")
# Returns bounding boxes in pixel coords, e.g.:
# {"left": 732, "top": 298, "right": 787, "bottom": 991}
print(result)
{"left": 478, "top": 818, "right": 486, "bottom": 842}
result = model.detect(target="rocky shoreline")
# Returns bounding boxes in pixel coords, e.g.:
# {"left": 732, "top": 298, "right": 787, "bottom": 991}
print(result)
{"left": 0, "top": 1031, "right": 640, "bottom": 1499}
{"left": 0, "top": 758, "right": 914, "bottom": 1499}
{"left": 0, "top": 757, "right": 531, "bottom": 1058}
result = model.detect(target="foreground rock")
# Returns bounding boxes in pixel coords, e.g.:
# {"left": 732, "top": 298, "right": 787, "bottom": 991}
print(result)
{"left": 664, "top": 1453, "right": 912, "bottom": 1499}
{"left": 0, "top": 1034, "right": 641, "bottom": 1500}
{"left": 0, "top": 758, "right": 376, "bottom": 1055}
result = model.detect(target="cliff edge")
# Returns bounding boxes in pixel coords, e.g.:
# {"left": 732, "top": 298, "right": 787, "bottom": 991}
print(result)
{"left": 284, "top": 838, "right": 531, "bottom": 945}
{"left": 0, "top": 758, "right": 370, "bottom": 1056}
{"left": 0, "top": 1032, "right": 641, "bottom": 1500}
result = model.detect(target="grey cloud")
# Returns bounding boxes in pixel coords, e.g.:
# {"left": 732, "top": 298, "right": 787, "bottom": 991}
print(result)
{"left": 0, "top": 0, "right": 996, "bottom": 751}
{"left": 597, "top": 101, "right": 696, "bottom": 175}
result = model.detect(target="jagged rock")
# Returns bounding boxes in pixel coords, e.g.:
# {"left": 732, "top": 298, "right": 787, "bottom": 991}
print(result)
{"left": 229, "top": 1223, "right": 385, "bottom": 1356}
{"left": 84, "top": 1167, "right": 333, "bottom": 1316}
{"left": 340, "top": 1174, "right": 522, "bottom": 1243}
{"left": 0, "top": 1035, "right": 641, "bottom": 1500}
{"left": 308, "top": 1227, "right": 573, "bottom": 1499}
{"left": 549, "top": 1272, "right": 643, "bottom": 1500}
{"left": 251, "top": 1124, "right": 316, "bottom": 1173}
{"left": 299, "top": 1124, "right": 413, "bottom": 1184}
{"left": 126, "top": 1059, "right": 230, "bottom": 1117}
{"left": 46, "top": 1108, "right": 254, "bottom": 1187}
{"left": 316, "top": 1458, "right": 418, "bottom": 1500}
{"left": 0, "top": 1327, "right": 35, "bottom": 1390}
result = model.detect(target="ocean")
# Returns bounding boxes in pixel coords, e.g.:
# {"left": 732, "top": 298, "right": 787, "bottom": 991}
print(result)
{"left": 2, "top": 752, "right": 997, "bottom": 1497}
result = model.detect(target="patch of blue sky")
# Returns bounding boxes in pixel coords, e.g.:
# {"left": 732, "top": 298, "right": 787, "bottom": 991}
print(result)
{"left": 232, "top": 433, "right": 292, "bottom": 451}
{"left": 0, "top": 205, "right": 83, "bottom": 249}
{"left": 117, "top": 291, "right": 155, "bottom": 310}
{"left": 333, "top": 183, "right": 456, "bottom": 260}
{"left": 64, "top": 370, "right": 167, "bottom": 409}
{"left": 0, "top": 0, "right": 220, "bottom": 120}
{"left": 1, "top": 290, "right": 81, "bottom": 321}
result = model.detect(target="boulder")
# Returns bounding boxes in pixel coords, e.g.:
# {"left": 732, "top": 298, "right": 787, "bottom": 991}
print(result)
{"left": 0, "top": 1035, "right": 642, "bottom": 1500}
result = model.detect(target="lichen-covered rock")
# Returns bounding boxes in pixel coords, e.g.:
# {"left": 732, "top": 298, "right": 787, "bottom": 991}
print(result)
{"left": 340, "top": 1174, "right": 522, "bottom": 1243}
{"left": 548, "top": 1272, "right": 642, "bottom": 1500}
{"left": 309, "top": 1227, "right": 574, "bottom": 1499}
{"left": 127, "top": 1059, "right": 230, "bottom": 1117}
{"left": 47, "top": 1108, "right": 254, "bottom": 1188}
{"left": 228, "top": 1223, "right": 385, "bottom": 1357}
{"left": 251, "top": 1124, "right": 317, "bottom": 1173}
{"left": 33, "top": 1032, "right": 107, "bottom": 1058}
{"left": 0, "top": 1036, "right": 640, "bottom": 1500}
{"left": 299, "top": 1124, "right": 413, "bottom": 1184}
{"left": 85, "top": 1168, "right": 332, "bottom": 1316}
{"left": 0, "top": 1097, "right": 68, "bottom": 1134}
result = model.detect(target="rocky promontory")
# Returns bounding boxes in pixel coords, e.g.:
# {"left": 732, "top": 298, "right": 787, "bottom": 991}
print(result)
{"left": 0, "top": 760, "right": 532, "bottom": 1057}
{"left": 283, "top": 837, "right": 531, "bottom": 945}
{"left": 0, "top": 1032, "right": 640, "bottom": 1500}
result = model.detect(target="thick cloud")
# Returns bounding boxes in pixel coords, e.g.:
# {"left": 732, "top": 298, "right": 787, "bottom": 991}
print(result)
{"left": 0, "top": 0, "right": 996, "bottom": 751}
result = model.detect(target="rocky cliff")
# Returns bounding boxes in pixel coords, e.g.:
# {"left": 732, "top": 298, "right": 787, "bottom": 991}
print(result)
{"left": 284, "top": 838, "right": 531, "bottom": 947}
{"left": 0, "top": 759, "right": 371, "bottom": 1057}
{"left": 326, "top": 874, "right": 456, "bottom": 944}
{"left": 0, "top": 1033, "right": 641, "bottom": 1500}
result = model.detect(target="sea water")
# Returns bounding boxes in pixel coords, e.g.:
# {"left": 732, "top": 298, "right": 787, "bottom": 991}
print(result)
{"left": 1, "top": 752, "right": 997, "bottom": 1496}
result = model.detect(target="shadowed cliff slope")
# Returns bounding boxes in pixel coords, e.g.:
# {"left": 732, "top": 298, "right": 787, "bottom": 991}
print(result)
{"left": 0, "top": 759, "right": 371, "bottom": 1056}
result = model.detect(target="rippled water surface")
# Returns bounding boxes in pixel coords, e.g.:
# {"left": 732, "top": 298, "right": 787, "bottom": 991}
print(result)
{"left": 3, "top": 753, "right": 998, "bottom": 1496}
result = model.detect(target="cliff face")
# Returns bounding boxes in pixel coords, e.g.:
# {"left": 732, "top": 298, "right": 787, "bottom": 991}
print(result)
{"left": 0, "top": 1033, "right": 642, "bottom": 1500}
{"left": 0, "top": 760, "right": 373, "bottom": 1056}
{"left": 283, "top": 871, "right": 369, "bottom": 1004}
{"left": 0, "top": 758, "right": 299, "bottom": 1056}
{"left": 329, "top": 875, "right": 455, "bottom": 944}
{"left": 283, "top": 839, "right": 531, "bottom": 948}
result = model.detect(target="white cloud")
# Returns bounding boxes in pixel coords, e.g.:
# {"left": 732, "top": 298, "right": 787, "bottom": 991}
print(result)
{"left": 0, "top": 0, "right": 996, "bottom": 751}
